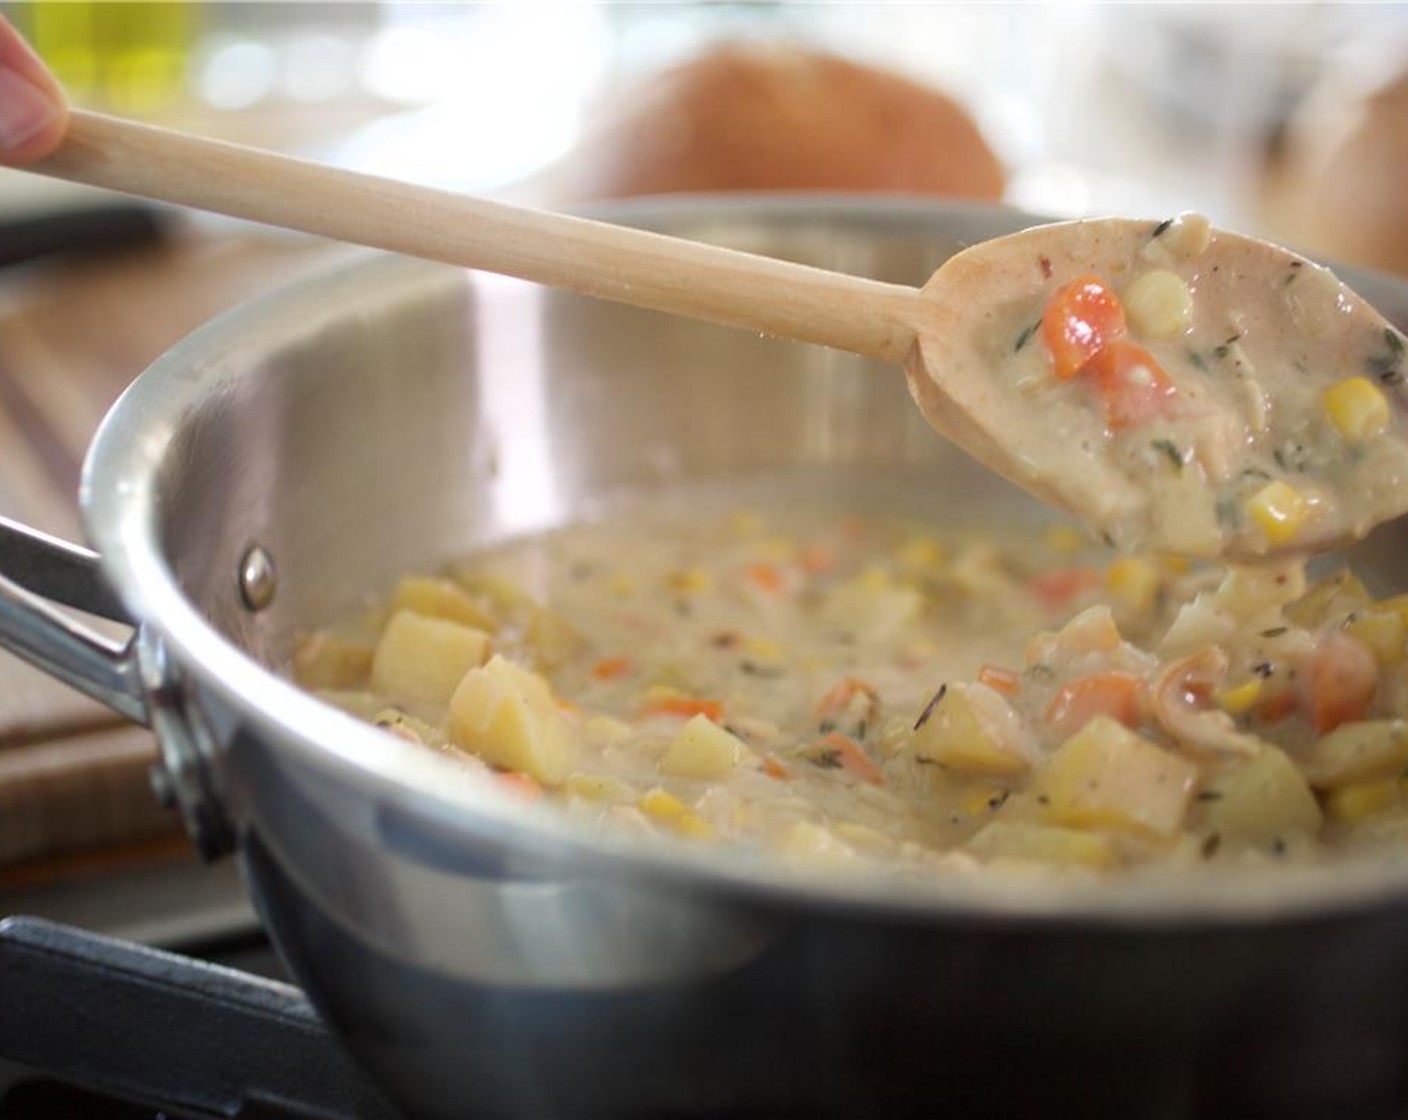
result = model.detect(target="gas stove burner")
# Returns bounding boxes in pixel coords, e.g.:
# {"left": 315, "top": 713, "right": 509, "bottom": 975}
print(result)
{"left": 0, "top": 917, "right": 400, "bottom": 1119}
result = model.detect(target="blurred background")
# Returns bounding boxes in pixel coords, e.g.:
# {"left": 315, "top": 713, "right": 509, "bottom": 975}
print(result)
{"left": 2, "top": 0, "right": 1408, "bottom": 935}
{"left": 2, "top": 2, "right": 1408, "bottom": 260}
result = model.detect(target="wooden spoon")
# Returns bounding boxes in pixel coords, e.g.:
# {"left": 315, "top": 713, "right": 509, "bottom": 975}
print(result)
{"left": 29, "top": 110, "right": 1408, "bottom": 559}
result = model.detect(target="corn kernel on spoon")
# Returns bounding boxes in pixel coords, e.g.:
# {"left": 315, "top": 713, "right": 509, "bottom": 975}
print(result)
{"left": 29, "top": 111, "right": 1408, "bottom": 559}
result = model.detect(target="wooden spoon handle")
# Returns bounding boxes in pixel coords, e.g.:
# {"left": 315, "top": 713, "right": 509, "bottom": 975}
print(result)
{"left": 35, "top": 110, "right": 924, "bottom": 363}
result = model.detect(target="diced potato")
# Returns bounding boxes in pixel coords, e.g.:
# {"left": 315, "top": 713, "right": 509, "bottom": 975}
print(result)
{"left": 1301, "top": 719, "right": 1408, "bottom": 788}
{"left": 564, "top": 772, "right": 639, "bottom": 804}
{"left": 1033, "top": 717, "right": 1196, "bottom": 838}
{"left": 775, "top": 821, "right": 859, "bottom": 866}
{"left": 1323, "top": 377, "right": 1390, "bottom": 444}
{"left": 1123, "top": 270, "right": 1193, "bottom": 339}
{"left": 316, "top": 689, "right": 396, "bottom": 722}
{"left": 821, "top": 580, "right": 924, "bottom": 641}
{"left": 446, "top": 568, "right": 536, "bottom": 615}
{"left": 960, "top": 784, "right": 1013, "bottom": 815}
{"left": 524, "top": 607, "right": 585, "bottom": 669}
{"left": 293, "top": 632, "right": 373, "bottom": 690}
{"left": 834, "top": 820, "right": 896, "bottom": 855}
{"left": 582, "top": 714, "right": 633, "bottom": 746}
{"left": 1287, "top": 568, "right": 1371, "bottom": 627}
{"left": 910, "top": 685, "right": 1031, "bottom": 778}
{"left": 1325, "top": 777, "right": 1405, "bottom": 824}
{"left": 964, "top": 821, "right": 1116, "bottom": 869}
{"left": 1377, "top": 593, "right": 1408, "bottom": 630}
{"left": 390, "top": 576, "right": 498, "bottom": 631}
{"left": 1345, "top": 610, "right": 1407, "bottom": 667}
{"left": 447, "top": 655, "right": 573, "bottom": 783}
{"left": 1245, "top": 481, "right": 1310, "bottom": 547}
{"left": 370, "top": 610, "right": 492, "bottom": 707}
{"left": 660, "top": 715, "right": 754, "bottom": 779}
{"left": 1200, "top": 746, "right": 1322, "bottom": 847}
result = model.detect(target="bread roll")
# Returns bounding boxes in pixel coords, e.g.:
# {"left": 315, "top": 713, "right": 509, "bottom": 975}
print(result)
{"left": 561, "top": 43, "right": 1004, "bottom": 202}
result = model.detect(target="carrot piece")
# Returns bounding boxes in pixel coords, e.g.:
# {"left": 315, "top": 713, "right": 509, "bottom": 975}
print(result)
{"left": 1028, "top": 566, "right": 1099, "bottom": 610}
{"left": 976, "top": 664, "right": 1022, "bottom": 697}
{"left": 1045, "top": 671, "right": 1146, "bottom": 735}
{"left": 762, "top": 756, "right": 791, "bottom": 781}
{"left": 1041, "top": 274, "right": 1127, "bottom": 379}
{"left": 591, "top": 655, "right": 633, "bottom": 681}
{"left": 1086, "top": 339, "right": 1179, "bottom": 430}
{"left": 744, "top": 561, "right": 787, "bottom": 595}
{"left": 1300, "top": 631, "right": 1378, "bottom": 733}
{"left": 815, "top": 676, "right": 879, "bottom": 719}
{"left": 642, "top": 696, "right": 724, "bottom": 722}
{"left": 840, "top": 516, "right": 868, "bottom": 542}
{"left": 799, "top": 544, "right": 835, "bottom": 574}
{"left": 496, "top": 771, "right": 542, "bottom": 802}
{"left": 819, "top": 731, "right": 884, "bottom": 786}
{"left": 1255, "top": 690, "right": 1298, "bottom": 725}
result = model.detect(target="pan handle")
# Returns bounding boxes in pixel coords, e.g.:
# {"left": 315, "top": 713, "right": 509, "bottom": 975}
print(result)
{"left": 0, "top": 517, "right": 236, "bottom": 857}
{"left": 0, "top": 516, "right": 146, "bottom": 725}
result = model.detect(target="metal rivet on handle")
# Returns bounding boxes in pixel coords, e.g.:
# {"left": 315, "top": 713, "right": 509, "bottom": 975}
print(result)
{"left": 238, "top": 545, "right": 277, "bottom": 612}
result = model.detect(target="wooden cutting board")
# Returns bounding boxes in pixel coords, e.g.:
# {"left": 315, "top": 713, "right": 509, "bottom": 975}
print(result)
{"left": 0, "top": 228, "right": 330, "bottom": 880}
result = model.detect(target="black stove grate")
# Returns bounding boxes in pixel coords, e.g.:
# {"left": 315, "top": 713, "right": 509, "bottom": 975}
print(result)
{"left": 0, "top": 916, "right": 401, "bottom": 1119}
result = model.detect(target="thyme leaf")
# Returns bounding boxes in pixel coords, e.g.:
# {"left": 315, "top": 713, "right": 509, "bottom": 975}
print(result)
{"left": 1014, "top": 319, "right": 1041, "bottom": 353}
{"left": 1151, "top": 439, "right": 1184, "bottom": 471}
{"left": 914, "top": 683, "right": 948, "bottom": 731}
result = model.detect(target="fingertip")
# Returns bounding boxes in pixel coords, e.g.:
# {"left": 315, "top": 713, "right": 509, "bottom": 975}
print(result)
{"left": 0, "top": 65, "right": 68, "bottom": 165}
{"left": 0, "top": 13, "right": 67, "bottom": 165}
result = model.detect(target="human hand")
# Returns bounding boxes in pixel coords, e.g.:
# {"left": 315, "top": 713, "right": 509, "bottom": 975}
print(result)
{"left": 0, "top": 13, "right": 67, "bottom": 166}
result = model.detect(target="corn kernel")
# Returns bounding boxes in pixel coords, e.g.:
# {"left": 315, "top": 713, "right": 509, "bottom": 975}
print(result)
{"left": 755, "top": 535, "right": 795, "bottom": 561}
{"left": 673, "top": 812, "right": 716, "bottom": 840}
{"left": 728, "top": 510, "right": 762, "bottom": 536}
{"left": 1325, "top": 777, "right": 1405, "bottom": 824}
{"left": 666, "top": 568, "right": 714, "bottom": 595}
{"left": 1123, "top": 269, "right": 1193, "bottom": 338}
{"left": 1346, "top": 610, "right": 1407, "bottom": 667}
{"left": 1105, "top": 556, "right": 1161, "bottom": 614}
{"left": 607, "top": 574, "right": 636, "bottom": 597}
{"left": 896, "top": 535, "right": 947, "bottom": 571}
{"left": 856, "top": 566, "right": 892, "bottom": 592}
{"left": 1324, "top": 376, "right": 1390, "bottom": 444}
{"left": 1245, "top": 480, "right": 1310, "bottom": 546}
{"left": 1042, "top": 524, "right": 1087, "bottom": 556}
{"left": 640, "top": 788, "right": 689, "bottom": 822}
{"left": 1214, "top": 678, "right": 1263, "bottom": 716}
{"left": 741, "top": 635, "right": 784, "bottom": 663}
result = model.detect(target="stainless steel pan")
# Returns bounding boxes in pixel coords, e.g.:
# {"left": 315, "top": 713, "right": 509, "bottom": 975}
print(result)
{"left": 6, "top": 199, "right": 1408, "bottom": 1118}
